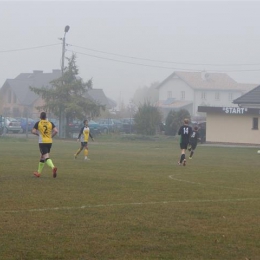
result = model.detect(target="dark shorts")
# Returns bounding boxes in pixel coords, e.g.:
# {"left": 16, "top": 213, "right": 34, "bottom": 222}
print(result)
{"left": 39, "top": 143, "right": 52, "bottom": 155}
{"left": 189, "top": 142, "right": 197, "bottom": 150}
{"left": 81, "top": 142, "right": 88, "bottom": 148}
{"left": 180, "top": 142, "right": 189, "bottom": 150}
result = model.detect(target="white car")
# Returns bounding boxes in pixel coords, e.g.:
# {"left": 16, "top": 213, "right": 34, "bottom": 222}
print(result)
{"left": 1, "top": 117, "right": 22, "bottom": 133}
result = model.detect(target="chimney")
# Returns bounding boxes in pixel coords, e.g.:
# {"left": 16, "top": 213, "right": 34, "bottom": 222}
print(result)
{"left": 201, "top": 71, "right": 210, "bottom": 81}
{"left": 52, "top": 69, "right": 61, "bottom": 74}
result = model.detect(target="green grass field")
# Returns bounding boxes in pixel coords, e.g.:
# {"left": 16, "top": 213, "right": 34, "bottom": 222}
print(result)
{"left": 0, "top": 134, "right": 260, "bottom": 260}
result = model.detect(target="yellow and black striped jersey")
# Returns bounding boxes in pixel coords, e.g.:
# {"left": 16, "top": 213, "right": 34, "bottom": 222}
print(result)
{"left": 33, "top": 120, "right": 55, "bottom": 143}
{"left": 78, "top": 126, "right": 93, "bottom": 142}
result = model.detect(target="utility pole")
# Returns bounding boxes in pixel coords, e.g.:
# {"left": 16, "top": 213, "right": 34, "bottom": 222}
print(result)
{"left": 59, "top": 25, "right": 70, "bottom": 138}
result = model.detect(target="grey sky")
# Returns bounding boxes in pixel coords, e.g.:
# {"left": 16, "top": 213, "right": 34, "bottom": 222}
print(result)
{"left": 1, "top": 1, "right": 260, "bottom": 105}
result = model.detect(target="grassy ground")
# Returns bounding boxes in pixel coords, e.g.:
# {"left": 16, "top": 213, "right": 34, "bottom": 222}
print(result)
{"left": 0, "top": 134, "right": 260, "bottom": 260}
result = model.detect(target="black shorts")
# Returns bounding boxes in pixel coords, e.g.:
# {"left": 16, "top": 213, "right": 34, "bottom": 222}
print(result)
{"left": 81, "top": 142, "right": 88, "bottom": 148}
{"left": 189, "top": 142, "right": 197, "bottom": 150}
{"left": 180, "top": 142, "right": 189, "bottom": 150}
{"left": 39, "top": 143, "right": 52, "bottom": 155}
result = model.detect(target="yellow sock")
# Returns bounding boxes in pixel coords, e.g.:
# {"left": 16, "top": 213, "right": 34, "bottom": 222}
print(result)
{"left": 84, "top": 149, "right": 89, "bottom": 157}
{"left": 75, "top": 148, "right": 81, "bottom": 156}
{"left": 38, "top": 162, "right": 45, "bottom": 173}
{"left": 46, "top": 158, "right": 54, "bottom": 169}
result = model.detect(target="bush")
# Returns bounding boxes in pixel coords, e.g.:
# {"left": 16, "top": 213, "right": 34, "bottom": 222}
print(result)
{"left": 134, "top": 103, "right": 162, "bottom": 135}
{"left": 165, "top": 109, "right": 191, "bottom": 136}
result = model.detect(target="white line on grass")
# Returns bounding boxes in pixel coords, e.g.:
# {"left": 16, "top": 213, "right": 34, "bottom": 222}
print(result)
{"left": 1, "top": 197, "right": 260, "bottom": 214}
{"left": 169, "top": 175, "right": 250, "bottom": 191}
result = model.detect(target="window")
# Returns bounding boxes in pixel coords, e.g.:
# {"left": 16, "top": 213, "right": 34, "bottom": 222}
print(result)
{"left": 252, "top": 117, "right": 258, "bottom": 130}
{"left": 215, "top": 92, "right": 220, "bottom": 100}
{"left": 181, "top": 91, "right": 185, "bottom": 100}
{"left": 201, "top": 92, "right": 206, "bottom": 100}
{"left": 167, "top": 91, "right": 172, "bottom": 99}
{"left": 228, "top": 93, "right": 233, "bottom": 101}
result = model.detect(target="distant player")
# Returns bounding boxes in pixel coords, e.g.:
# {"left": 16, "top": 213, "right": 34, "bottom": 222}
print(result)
{"left": 74, "top": 119, "right": 94, "bottom": 160}
{"left": 178, "top": 118, "right": 192, "bottom": 166}
{"left": 32, "top": 112, "right": 58, "bottom": 178}
{"left": 188, "top": 126, "right": 200, "bottom": 159}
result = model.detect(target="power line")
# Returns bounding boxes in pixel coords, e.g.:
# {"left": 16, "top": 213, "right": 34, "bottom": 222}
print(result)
{"left": 0, "top": 43, "right": 61, "bottom": 53}
{"left": 66, "top": 49, "right": 260, "bottom": 73}
{"left": 1, "top": 41, "right": 260, "bottom": 72}
{"left": 67, "top": 49, "right": 187, "bottom": 70}
{"left": 67, "top": 43, "right": 260, "bottom": 67}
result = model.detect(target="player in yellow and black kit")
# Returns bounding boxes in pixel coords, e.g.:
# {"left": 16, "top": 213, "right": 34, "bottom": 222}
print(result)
{"left": 74, "top": 119, "right": 94, "bottom": 160}
{"left": 32, "top": 112, "right": 58, "bottom": 178}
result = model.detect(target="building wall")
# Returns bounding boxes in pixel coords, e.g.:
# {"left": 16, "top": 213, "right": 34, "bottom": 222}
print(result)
{"left": 0, "top": 85, "right": 45, "bottom": 118}
{"left": 30, "top": 98, "right": 45, "bottom": 119}
{"left": 158, "top": 77, "right": 194, "bottom": 100}
{"left": 1, "top": 88, "right": 22, "bottom": 117}
{"left": 158, "top": 77, "right": 245, "bottom": 117}
{"left": 158, "top": 77, "right": 194, "bottom": 113}
{"left": 194, "top": 90, "right": 243, "bottom": 109}
{"left": 206, "top": 113, "right": 260, "bottom": 144}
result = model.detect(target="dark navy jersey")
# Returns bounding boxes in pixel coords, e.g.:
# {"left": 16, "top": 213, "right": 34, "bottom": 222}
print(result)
{"left": 178, "top": 125, "right": 192, "bottom": 143}
{"left": 189, "top": 130, "right": 200, "bottom": 144}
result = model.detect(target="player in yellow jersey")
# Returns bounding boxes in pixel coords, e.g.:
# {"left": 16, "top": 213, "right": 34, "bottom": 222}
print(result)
{"left": 74, "top": 119, "right": 94, "bottom": 160}
{"left": 32, "top": 112, "right": 58, "bottom": 178}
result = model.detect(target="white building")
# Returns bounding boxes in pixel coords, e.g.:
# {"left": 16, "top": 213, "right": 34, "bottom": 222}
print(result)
{"left": 198, "top": 106, "right": 260, "bottom": 145}
{"left": 156, "top": 71, "right": 256, "bottom": 119}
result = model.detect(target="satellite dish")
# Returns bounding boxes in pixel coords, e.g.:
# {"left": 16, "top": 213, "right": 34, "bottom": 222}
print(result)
{"left": 64, "top": 25, "right": 70, "bottom": 33}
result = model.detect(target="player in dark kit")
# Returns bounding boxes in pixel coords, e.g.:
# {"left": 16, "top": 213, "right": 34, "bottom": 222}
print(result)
{"left": 188, "top": 126, "right": 200, "bottom": 159}
{"left": 178, "top": 118, "right": 192, "bottom": 166}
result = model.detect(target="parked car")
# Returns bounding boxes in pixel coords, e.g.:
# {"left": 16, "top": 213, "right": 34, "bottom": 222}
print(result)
{"left": 48, "top": 118, "right": 59, "bottom": 129}
{"left": 88, "top": 120, "right": 101, "bottom": 135}
{"left": 67, "top": 119, "right": 101, "bottom": 138}
{"left": 1, "top": 117, "right": 22, "bottom": 133}
{"left": 121, "top": 118, "right": 136, "bottom": 134}
{"left": 113, "top": 119, "right": 123, "bottom": 132}
{"left": 0, "top": 116, "right": 3, "bottom": 135}
{"left": 97, "top": 118, "right": 122, "bottom": 133}
{"left": 15, "top": 117, "right": 35, "bottom": 133}
{"left": 67, "top": 120, "right": 83, "bottom": 135}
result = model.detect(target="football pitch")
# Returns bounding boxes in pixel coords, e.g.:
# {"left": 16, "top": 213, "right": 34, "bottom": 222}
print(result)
{"left": 0, "top": 135, "right": 260, "bottom": 260}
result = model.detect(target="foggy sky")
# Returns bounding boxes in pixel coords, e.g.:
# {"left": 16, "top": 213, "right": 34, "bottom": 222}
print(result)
{"left": 1, "top": 1, "right": 260, "bottom": 105}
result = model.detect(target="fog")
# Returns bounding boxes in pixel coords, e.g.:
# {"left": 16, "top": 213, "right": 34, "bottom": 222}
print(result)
{"left": 1, "top": 1, "right": 260, "bottom": 105}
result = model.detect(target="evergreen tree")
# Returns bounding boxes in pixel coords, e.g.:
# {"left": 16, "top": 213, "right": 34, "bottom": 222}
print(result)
{"left": 132, "top": 82, "right": 159, "bottom": 106}
{"left": 30, "top": 54, "right": 102, "bottom": 137}
{"left": 134, "top": 102, "right": 162, "bottom": 135}
{"left": 165, "top": 109, "right": 191, "bottom": 136}
{"left": 165, "top": 110, "right": 177, "bottom": 136}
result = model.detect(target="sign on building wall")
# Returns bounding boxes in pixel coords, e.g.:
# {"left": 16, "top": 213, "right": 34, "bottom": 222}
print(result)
{"left": 222, "top": 107, "right": 247, "bottom": 114}
{"left": 198, "top": 106, "right": 260, "bottom": 115}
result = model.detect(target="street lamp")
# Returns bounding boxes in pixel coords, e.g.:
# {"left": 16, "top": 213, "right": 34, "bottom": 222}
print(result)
{"left": 61, "top": 25, "right": 70, "bottom": 75}
{"left": 59, "top": 25, "right": 70, "bottom": 138}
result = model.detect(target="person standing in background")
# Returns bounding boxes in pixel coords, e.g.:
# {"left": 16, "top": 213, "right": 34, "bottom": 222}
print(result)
{"left": 74, "top": 119, "right": 94, "bottom": 160}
